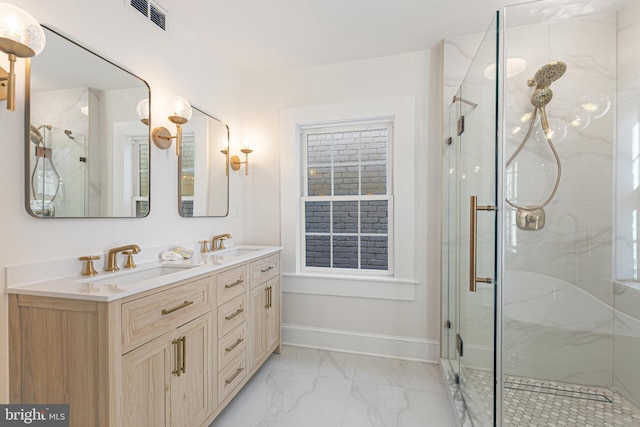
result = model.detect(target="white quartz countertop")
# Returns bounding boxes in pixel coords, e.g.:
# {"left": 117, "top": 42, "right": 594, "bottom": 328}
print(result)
{"left": 5, "top": 245, "right": 282, "bottom": 302}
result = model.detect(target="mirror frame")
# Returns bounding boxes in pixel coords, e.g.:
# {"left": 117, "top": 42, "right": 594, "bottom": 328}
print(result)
{"left": 24, "top": 25, "right": 151, "bottom": 218}
{"left": 178, "top": 106, "right": 230, "bottom": 217}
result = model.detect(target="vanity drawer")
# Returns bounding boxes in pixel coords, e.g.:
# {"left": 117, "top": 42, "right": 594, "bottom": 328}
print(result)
{"left": 122, "top": 278, "right": 211, "bottom": 353}
{"left": 218, "top": 294, "right": 247, "bottom": 337}
{"left": 218, "top": 323, "right": 247, "bottom": 371}
{"left": 217, "top": 265, "right": 246, "bottom": 305}
{"left": 218, "top": 353, "right": 247, "bottom": 404}
{"left": 249, "top": 254, "right": 280, "bottom": 288}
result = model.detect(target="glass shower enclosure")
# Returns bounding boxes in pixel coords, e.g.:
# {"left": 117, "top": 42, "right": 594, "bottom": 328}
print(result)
{"left": 442, "top": 1, "right": 640, "bottom": 426}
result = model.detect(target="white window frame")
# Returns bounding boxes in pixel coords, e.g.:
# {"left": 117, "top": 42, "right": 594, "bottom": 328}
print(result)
{"left": 299, "top": 119, "right": 394, "bottom": 275}
{"left": 131, "top": 136, "right": 149, "bottom": 216}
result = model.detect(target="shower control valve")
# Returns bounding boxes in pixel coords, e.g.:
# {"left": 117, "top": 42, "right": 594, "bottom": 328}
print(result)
{"left": 516, "top": 207, "right": 546, "bottom": 231}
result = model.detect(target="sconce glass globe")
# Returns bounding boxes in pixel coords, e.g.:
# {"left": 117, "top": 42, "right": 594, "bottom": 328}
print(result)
{"left": 0, "top": 2, "right": 46, "bottom": 58}
{"left": 166, "top": 95, "right": 192, "bottom": 125}
{"left": 136, "top": 99, "right": 150, "bottom": 125}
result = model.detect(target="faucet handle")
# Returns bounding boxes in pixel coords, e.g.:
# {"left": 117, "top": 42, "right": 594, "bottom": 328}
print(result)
{"left": 122, "top": 251, "right": 137, "bottom": 269}
{"left": 199, "top": 240, "right": 210, "bottom": 253}
{"left": 218, "top": 237, "right": 228, "bottom": 251}
{"left": 79, "top": 255, "right": 100, "bottom": 276}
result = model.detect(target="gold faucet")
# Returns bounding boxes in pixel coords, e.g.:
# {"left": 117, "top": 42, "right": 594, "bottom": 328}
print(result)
{"left": 105, "top": 244, "right": 141, "bottom": 271}
{"left": 211, "top": 234, "right": 231, "bottom": 251}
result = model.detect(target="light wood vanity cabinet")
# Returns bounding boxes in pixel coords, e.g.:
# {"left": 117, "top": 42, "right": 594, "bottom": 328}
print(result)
{"left": 121, "top": 278, "right": 213, "bottom": 427}
{"left": 248, "top": 254, "right": 282, "bottom": 370}
{"left": 9, "top": 251, "right": 282, "bottom": 427}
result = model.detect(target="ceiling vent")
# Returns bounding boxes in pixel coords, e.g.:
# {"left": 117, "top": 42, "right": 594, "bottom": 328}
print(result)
{"left": 130, "top": 0, "right": 167, "bottom": 31}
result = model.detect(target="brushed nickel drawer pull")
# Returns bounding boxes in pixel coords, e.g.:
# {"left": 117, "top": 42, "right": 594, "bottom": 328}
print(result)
{"left": 225, "top": 367, "right": 244, "bottom": 385}
{"left": 162, "top": 300, "right": 194, "bottom": 315}
{"left": 225, "top": 338, "right": 244, "bottom": 353}
{"left": 260, "top": 266, "right": 274, "bottom": 273}
{"left": 224, "top": 279, "right": 244, "bottom": 289}
{"left": 225, "top": 308, "right": 244, "bottom": 320}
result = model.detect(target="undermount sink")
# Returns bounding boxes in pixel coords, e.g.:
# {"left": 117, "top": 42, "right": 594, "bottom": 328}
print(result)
{"left": 84, "top": 264, "right": 197, "bottom": 287}
{"left": 215, "top": 248, "right": 258, "bottom": 257}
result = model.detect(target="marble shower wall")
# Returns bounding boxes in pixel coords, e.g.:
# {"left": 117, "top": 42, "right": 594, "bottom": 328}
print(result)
{"left": 614, "top": 0, "right": 640, "bottom": 410}
{"left": 502, "top": 9, "right": 617, "bottom": 386}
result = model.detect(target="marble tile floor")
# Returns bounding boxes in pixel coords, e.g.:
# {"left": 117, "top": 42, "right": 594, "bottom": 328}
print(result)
{"left": 209, "top": 345, "right": 457, "bottom": 427}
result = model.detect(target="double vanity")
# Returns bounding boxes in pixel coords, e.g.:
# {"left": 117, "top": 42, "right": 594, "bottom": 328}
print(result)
{"left": 7, "top": 245, "right": 282, "bottom": 427}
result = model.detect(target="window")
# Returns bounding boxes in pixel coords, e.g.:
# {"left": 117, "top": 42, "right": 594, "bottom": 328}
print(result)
{"left": 180, "top": 133, "right": 196, "bottom": 216}
{"left": 300, "top": 121, "right": 393, "bottom": 273}
{"left": 132, "top": 137, "right": 149, "bottom": 216}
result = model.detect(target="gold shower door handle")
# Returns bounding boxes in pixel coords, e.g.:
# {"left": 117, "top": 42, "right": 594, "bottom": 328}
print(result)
{"left": 469, "top": 195, "right": 496, "bottom": 292}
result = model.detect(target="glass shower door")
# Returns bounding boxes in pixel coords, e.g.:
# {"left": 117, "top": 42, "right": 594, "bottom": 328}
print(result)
{"left": 455, "top": 13, "right": 499, "bottom": 427}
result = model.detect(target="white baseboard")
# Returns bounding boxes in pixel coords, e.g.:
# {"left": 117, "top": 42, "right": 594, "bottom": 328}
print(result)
{"left": 282, "top": 323, "right": 440, "bottom": 362}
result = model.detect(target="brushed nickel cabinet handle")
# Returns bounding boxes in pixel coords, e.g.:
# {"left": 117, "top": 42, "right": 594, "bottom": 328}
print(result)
{"left": 469, "top": 195, "right": 495, "bottom": 292}
{"left": 225, "top": 367, "right": 244, "bottom": 385}
{"left": 225, "top": 308, "right": 244, "bottom": 320}
{"left": 225, "top": 338, "right": 244, "bottom": 353}
{"left": 224, "top": 279, "right": 244, "bottom": 289}
{"left": 162, "top": 300, "right": 194, "bottom": 315}
{"left": 260, "top": 266, "right": 274, "bottom": 273}
{"left": 181, "top": 336, "right": 186, "bottom": 374}
{"left": 172, "top": 338, "right": 181, "bottom": 376}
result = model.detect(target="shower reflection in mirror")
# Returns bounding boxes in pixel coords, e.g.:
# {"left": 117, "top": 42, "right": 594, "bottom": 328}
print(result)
{"left": 29, "top": 123, "right": 85, "bottom": 217}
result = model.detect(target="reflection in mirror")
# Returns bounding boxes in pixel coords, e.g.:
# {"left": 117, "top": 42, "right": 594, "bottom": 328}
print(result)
{"left": 178, "top": 107, "right": 230, "bottom": 217}
{"left": 26, "top": 26, "right": 150, "bottom": 218}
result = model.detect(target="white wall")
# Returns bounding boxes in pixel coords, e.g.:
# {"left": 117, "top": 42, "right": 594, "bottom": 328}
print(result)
{"left": 0, "top": 0, "right": 247, "bottom": 402}
{"left": 239, "top": 49, "right": 443, "bottom": 360}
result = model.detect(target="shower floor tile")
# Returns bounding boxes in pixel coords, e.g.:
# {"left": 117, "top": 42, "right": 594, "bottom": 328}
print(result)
{"left": 466, "top": 369, "right": 640, "bottom": 427}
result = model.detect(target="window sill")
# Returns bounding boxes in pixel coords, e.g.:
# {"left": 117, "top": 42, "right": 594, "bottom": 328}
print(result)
{"left": 282, "top": 272, "right": 417, "bottom": 301}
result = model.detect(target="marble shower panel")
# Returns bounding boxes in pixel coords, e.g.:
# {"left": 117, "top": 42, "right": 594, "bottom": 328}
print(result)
{"left": 503, "top": 10, "right": 616, "bottom": 385}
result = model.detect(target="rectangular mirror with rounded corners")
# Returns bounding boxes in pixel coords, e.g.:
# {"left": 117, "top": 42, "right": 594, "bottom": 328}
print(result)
{"left": 25, "top": 26, "right": 151, "bottom": 218}
{"left": 178, "top": 106, "right": 229, "bottom": 217}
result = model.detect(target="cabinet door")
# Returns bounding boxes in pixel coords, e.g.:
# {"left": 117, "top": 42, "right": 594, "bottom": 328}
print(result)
{"left": 248, "top": 283, "right": 267, "bottom": 369}
{"left": 265, "top": 277, "right": 281, "bottom": 352}
{"left": 122, "top": 331, "right": 172, "bottom": 427}
{"left": 171, "top": 313, "right": 213, "bottom": 427}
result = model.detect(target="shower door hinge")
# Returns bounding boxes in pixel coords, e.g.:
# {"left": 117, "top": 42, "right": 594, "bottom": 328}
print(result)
{"left": 446, "top": 136, "right": 453, "bottom": 146}
{"left": 446, "top": 320, "right": 451, "bottom": 329}
{"left": 457, "top": 115, "right": 465, "bottom": 136}
{"left": 456, "top": 334, "right": 463, "bottom": 357}
{"left": 454, "top": 373, "right": 460, "bottom": 384}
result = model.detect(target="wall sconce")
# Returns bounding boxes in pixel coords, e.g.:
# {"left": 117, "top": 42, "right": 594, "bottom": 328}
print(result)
{"left": 136, "top": 99, "right": 149, "bottom": 125}
{"left": 151, "top": 96, "right": 192, "bottom": 155}
{"left": 230, "top": 140, "right": 253, "bottom": 175}
{"left": 0, "top": 3, "right": 46, "bottom": 111}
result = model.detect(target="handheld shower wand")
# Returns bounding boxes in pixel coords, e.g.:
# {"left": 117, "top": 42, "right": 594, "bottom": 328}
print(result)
{"left": 506, "top": 61, "right": 567, "bottom": 230}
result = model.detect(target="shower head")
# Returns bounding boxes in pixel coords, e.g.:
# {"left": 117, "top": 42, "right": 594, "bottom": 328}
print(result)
{"left": 30, "top": 124, "right": 43, "bottom": 145}
{"left": 529, "top": 61, "right": 567, "bottom": 109}
{"left": 64, "top": 129, "right": 76, "bottom": 141}
{"left": 531, "top": 87, "right": 553, "bottom": 108}
{"left": 533, "top": 61, "right": 567, "bottom": 88}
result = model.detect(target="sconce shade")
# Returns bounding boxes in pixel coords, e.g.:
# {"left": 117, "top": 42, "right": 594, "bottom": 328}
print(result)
{"left": 136, "top": 99, "right": 150, "bottom": 125}
{"left": 152, "top": 96, "right": 192, "bottom": 155}
{"left": 0, "top": 3, "right": 45, "bottom": 58}
{"left": 166, "top": 95, "right": 192, "bottom": 125}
